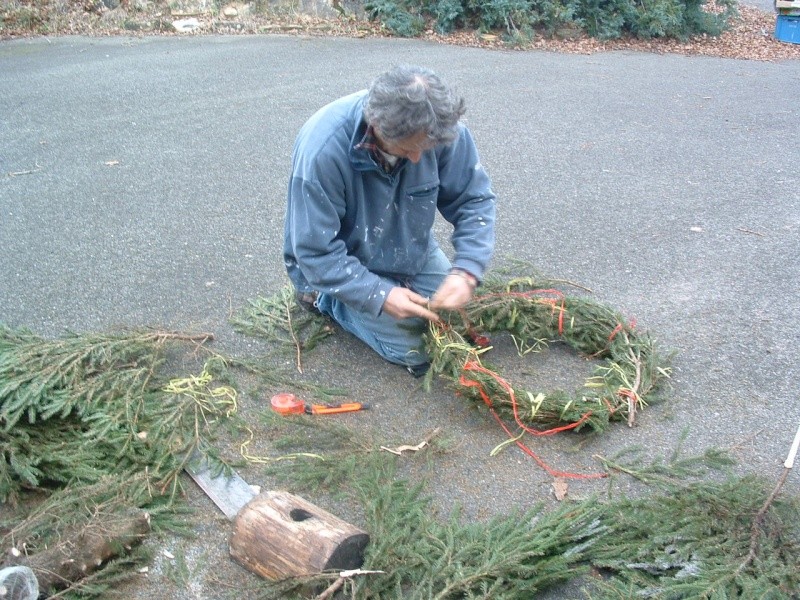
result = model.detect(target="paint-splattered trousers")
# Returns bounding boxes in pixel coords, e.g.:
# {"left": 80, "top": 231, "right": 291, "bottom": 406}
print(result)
{"left": 315, "top": 246, "right": 450, "bottom": 370}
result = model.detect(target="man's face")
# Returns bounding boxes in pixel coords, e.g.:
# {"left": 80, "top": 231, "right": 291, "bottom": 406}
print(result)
{"left": 375, "top": 130, "right": 435, "bottom": 164}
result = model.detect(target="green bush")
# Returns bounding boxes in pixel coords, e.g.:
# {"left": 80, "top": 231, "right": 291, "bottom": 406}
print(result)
{"left": 367, "top": 0, "right": 737, "bottom": 40}
{"left": 364, "top": 0, "right": 426, "bottom": 36}
{"left": 430, "top": 0, "right": 465, "bottom": 32}
{"left": 530, "top": 0, "right": 576, "bottom": 35}
{"left": 682, "top": 0, "right": 734, "bottom": 36}
{"left": 465, "top": 0, "right": 534, "bottom": 32}
{"left": 568, "top": 0, "right": 634, "bottom": 39}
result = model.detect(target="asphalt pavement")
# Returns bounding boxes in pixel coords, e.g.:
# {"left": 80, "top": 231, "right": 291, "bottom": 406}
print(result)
{"left": 751, "top": 0, "right": 776, "bottom": 12}
{"left": 1, "top": 34, "right": 800, "bottom": 598}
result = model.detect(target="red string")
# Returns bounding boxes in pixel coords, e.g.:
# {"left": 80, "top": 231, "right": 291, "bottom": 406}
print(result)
{"left": 487, "top": 407, "right": 606, "bottom": 480}
{"left": 459, "top": 361, "right": 606, "bottom": 480}
{"left": 443, "top": 288, "right": 620, "bottom": 480}
{"left": 461, "top": 362, "right": 592, "bottom": 435}
{"left": 608, "top": 318, "right": 638, "bottom": 342}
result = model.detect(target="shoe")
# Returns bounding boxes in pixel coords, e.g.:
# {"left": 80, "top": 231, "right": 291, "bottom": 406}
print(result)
{"left": 406, "top": 362, "right": 430, "bottom": 378}
{"left": 294, "top": 290, "right": 319, "bottom": 313}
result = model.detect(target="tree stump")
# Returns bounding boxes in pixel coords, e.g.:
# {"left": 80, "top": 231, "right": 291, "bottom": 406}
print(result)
{"left": 229, "top": 491, "right": 369, "bottom": 580}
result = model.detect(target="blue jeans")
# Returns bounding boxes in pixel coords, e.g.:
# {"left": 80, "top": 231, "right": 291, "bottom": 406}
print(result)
{"left": 315, "top": 247, "right": 451, "bottom": 368}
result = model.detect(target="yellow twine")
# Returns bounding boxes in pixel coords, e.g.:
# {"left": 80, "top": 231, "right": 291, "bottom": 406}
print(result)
{"left": 162, "top": 365, "right": 238, "bottom": 417}
{"left": 238, "top": 426, "right": 324, "bottom": 464}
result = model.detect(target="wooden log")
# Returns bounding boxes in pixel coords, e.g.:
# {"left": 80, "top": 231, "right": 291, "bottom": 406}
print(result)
{"left": 4, "top": 509, "right": 150, "bottom": 595}
{"left": 229, "top": 491, "right": 369, "bottom": 580}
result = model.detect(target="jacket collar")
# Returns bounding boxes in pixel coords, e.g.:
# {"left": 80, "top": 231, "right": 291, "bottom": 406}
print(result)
{"left": 348, "top": 98, "right": 405, "bottom": 179}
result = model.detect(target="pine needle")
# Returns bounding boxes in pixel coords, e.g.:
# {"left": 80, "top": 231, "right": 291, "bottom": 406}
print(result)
{"left": 229, "top": 287, "right": 333, "bottom": 373}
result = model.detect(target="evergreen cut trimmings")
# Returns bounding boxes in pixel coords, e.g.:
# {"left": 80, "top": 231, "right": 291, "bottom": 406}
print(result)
{"left": 426, "top": 277, "right": 672, "bottom": 434}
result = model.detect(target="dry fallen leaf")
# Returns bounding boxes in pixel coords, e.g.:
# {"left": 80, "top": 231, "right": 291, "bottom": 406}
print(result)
{"left": 380, "top": 441, "right": 429, "bottom": 455}
{"left": 552, "top": 477, "right": 569, "bottom": 501}
{"left": 4, "top": 0, "right": 799, "bottom": 63}
{"left": 380, "top": 427, "right": 441, "bottom": 455}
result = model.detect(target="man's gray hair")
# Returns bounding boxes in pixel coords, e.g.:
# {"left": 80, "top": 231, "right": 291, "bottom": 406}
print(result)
{"left": 363, "top": 65, "right": 466, "bottom": 145}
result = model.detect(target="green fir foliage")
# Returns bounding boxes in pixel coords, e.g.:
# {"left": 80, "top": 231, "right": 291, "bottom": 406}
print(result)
{"left": 229, "top": 286, "right": 333, "bottom": 355}
{"left": 350, "top": 458, "right": 605, "bottom": 599}
{"left": 3, "top": 278, "right": 795, "bottom": 599}
{"left": 588, "top": 474, "right": 800, "bottom": 598}
{"left": 0, "top": 326, "right": 234, "bottom": 504}
{"left": 0, "top": 325, "right": 235, "bottom": 597}
{"left": 260, "top": 418, "right": 800, "bottom": 599}
{"left": 262, "top": 442, "right": 604, "bottom": 599}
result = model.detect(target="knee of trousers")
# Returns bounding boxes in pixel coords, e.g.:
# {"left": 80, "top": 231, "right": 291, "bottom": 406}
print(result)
{"left": 371, "top": 323, "right": 428, "bottom": 366}
{"left": 317, "top": 294, "right": 428, "bottom": 366}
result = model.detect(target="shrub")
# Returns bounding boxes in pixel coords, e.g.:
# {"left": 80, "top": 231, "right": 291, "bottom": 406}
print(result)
{"left": 465, "top": 0, "right": 534, "bottom": 32}
{"left": 364, "top": 0, "right": 425, "bottom": 35}
{"left": 428, "top": 0, "right": 465, "bottom": 32}
{"left": 364, "top": 0, "right": 737, "bottom": 40}
{"left": 567, "top": 0, "right": 634, "bottom": 39}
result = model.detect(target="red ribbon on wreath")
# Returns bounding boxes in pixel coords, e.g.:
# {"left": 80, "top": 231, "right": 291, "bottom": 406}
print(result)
{"left": 459, "top": 360, "right": 606, "bottom": 480}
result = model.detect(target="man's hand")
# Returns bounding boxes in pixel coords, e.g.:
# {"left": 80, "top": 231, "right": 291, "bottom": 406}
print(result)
{"left": 430, "top": 272, "right": 475, "bottom": 311}
{"left": 383, "top": 287, "right": 440, "bottom": 322}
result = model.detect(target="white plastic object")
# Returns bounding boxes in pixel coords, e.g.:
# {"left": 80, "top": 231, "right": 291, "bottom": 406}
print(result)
{"left": 785, "top": 420, "right": 800, "bottom": 469}
{"left": 0, "top": 566, "right": 38, "bottom": 600}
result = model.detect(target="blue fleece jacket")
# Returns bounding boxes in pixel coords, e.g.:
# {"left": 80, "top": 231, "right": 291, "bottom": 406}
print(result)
{"left": 283, "top": 90, "right": 496, "bottom": 317}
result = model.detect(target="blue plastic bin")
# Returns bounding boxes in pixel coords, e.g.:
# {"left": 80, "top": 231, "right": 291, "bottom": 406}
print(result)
{"left": 775, "top": 14, "right": 800, "bottom": 43}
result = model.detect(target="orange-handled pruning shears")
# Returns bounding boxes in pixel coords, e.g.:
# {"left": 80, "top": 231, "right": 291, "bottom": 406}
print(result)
{"left": 270, "top": 393, "right": 367, "bottom": 416}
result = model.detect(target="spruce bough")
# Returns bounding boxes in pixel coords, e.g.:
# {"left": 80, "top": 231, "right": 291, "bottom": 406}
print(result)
{"left": 261, "top": 419, "right": 800, "bottom": 599}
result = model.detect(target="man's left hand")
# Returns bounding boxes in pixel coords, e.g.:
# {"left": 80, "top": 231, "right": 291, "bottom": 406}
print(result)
{"left": 430, "top": 273, "right": 475, "bottom": 311}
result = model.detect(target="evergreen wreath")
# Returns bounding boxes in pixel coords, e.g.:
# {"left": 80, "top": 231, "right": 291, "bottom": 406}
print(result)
{"left": 425, "top": 276, "right": 672, "bottom": 441}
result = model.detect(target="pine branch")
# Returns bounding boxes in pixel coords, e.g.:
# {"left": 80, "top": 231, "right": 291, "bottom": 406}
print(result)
{"left": 0, "top": 325, "right": 238, "bottom": 598}
{"left": 0, "top": 326, "right": 212, "bottom": 433}
{"left": 735, "top": 422, "right": 800, "bottom": 578}
{"left": 261, "top": 424, "right": 799, "bottom": 599}
{"left": 734, "top": 466, "right": 791, "bottom": 577}
{"left": 229, "top": 287, "right": 333, "bottom": 361}
{"left": 285, "top": 297, "right": 304, "bottom": 373}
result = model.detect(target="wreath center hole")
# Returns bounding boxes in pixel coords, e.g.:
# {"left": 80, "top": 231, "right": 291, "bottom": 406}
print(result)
{"left": 490, "top": 333, "right": 599, "bottom": 392}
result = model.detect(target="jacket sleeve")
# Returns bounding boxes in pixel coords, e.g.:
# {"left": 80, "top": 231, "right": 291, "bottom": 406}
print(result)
{"left": 286, "top": 172, "right": 393, "bottom": 317}
{"left": 435, "top": 126, "right": 497, "bottom": 281}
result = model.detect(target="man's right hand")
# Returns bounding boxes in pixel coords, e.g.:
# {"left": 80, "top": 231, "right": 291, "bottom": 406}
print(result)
{"left": 382, "top": 287, "right": 440, "bottom": 322}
